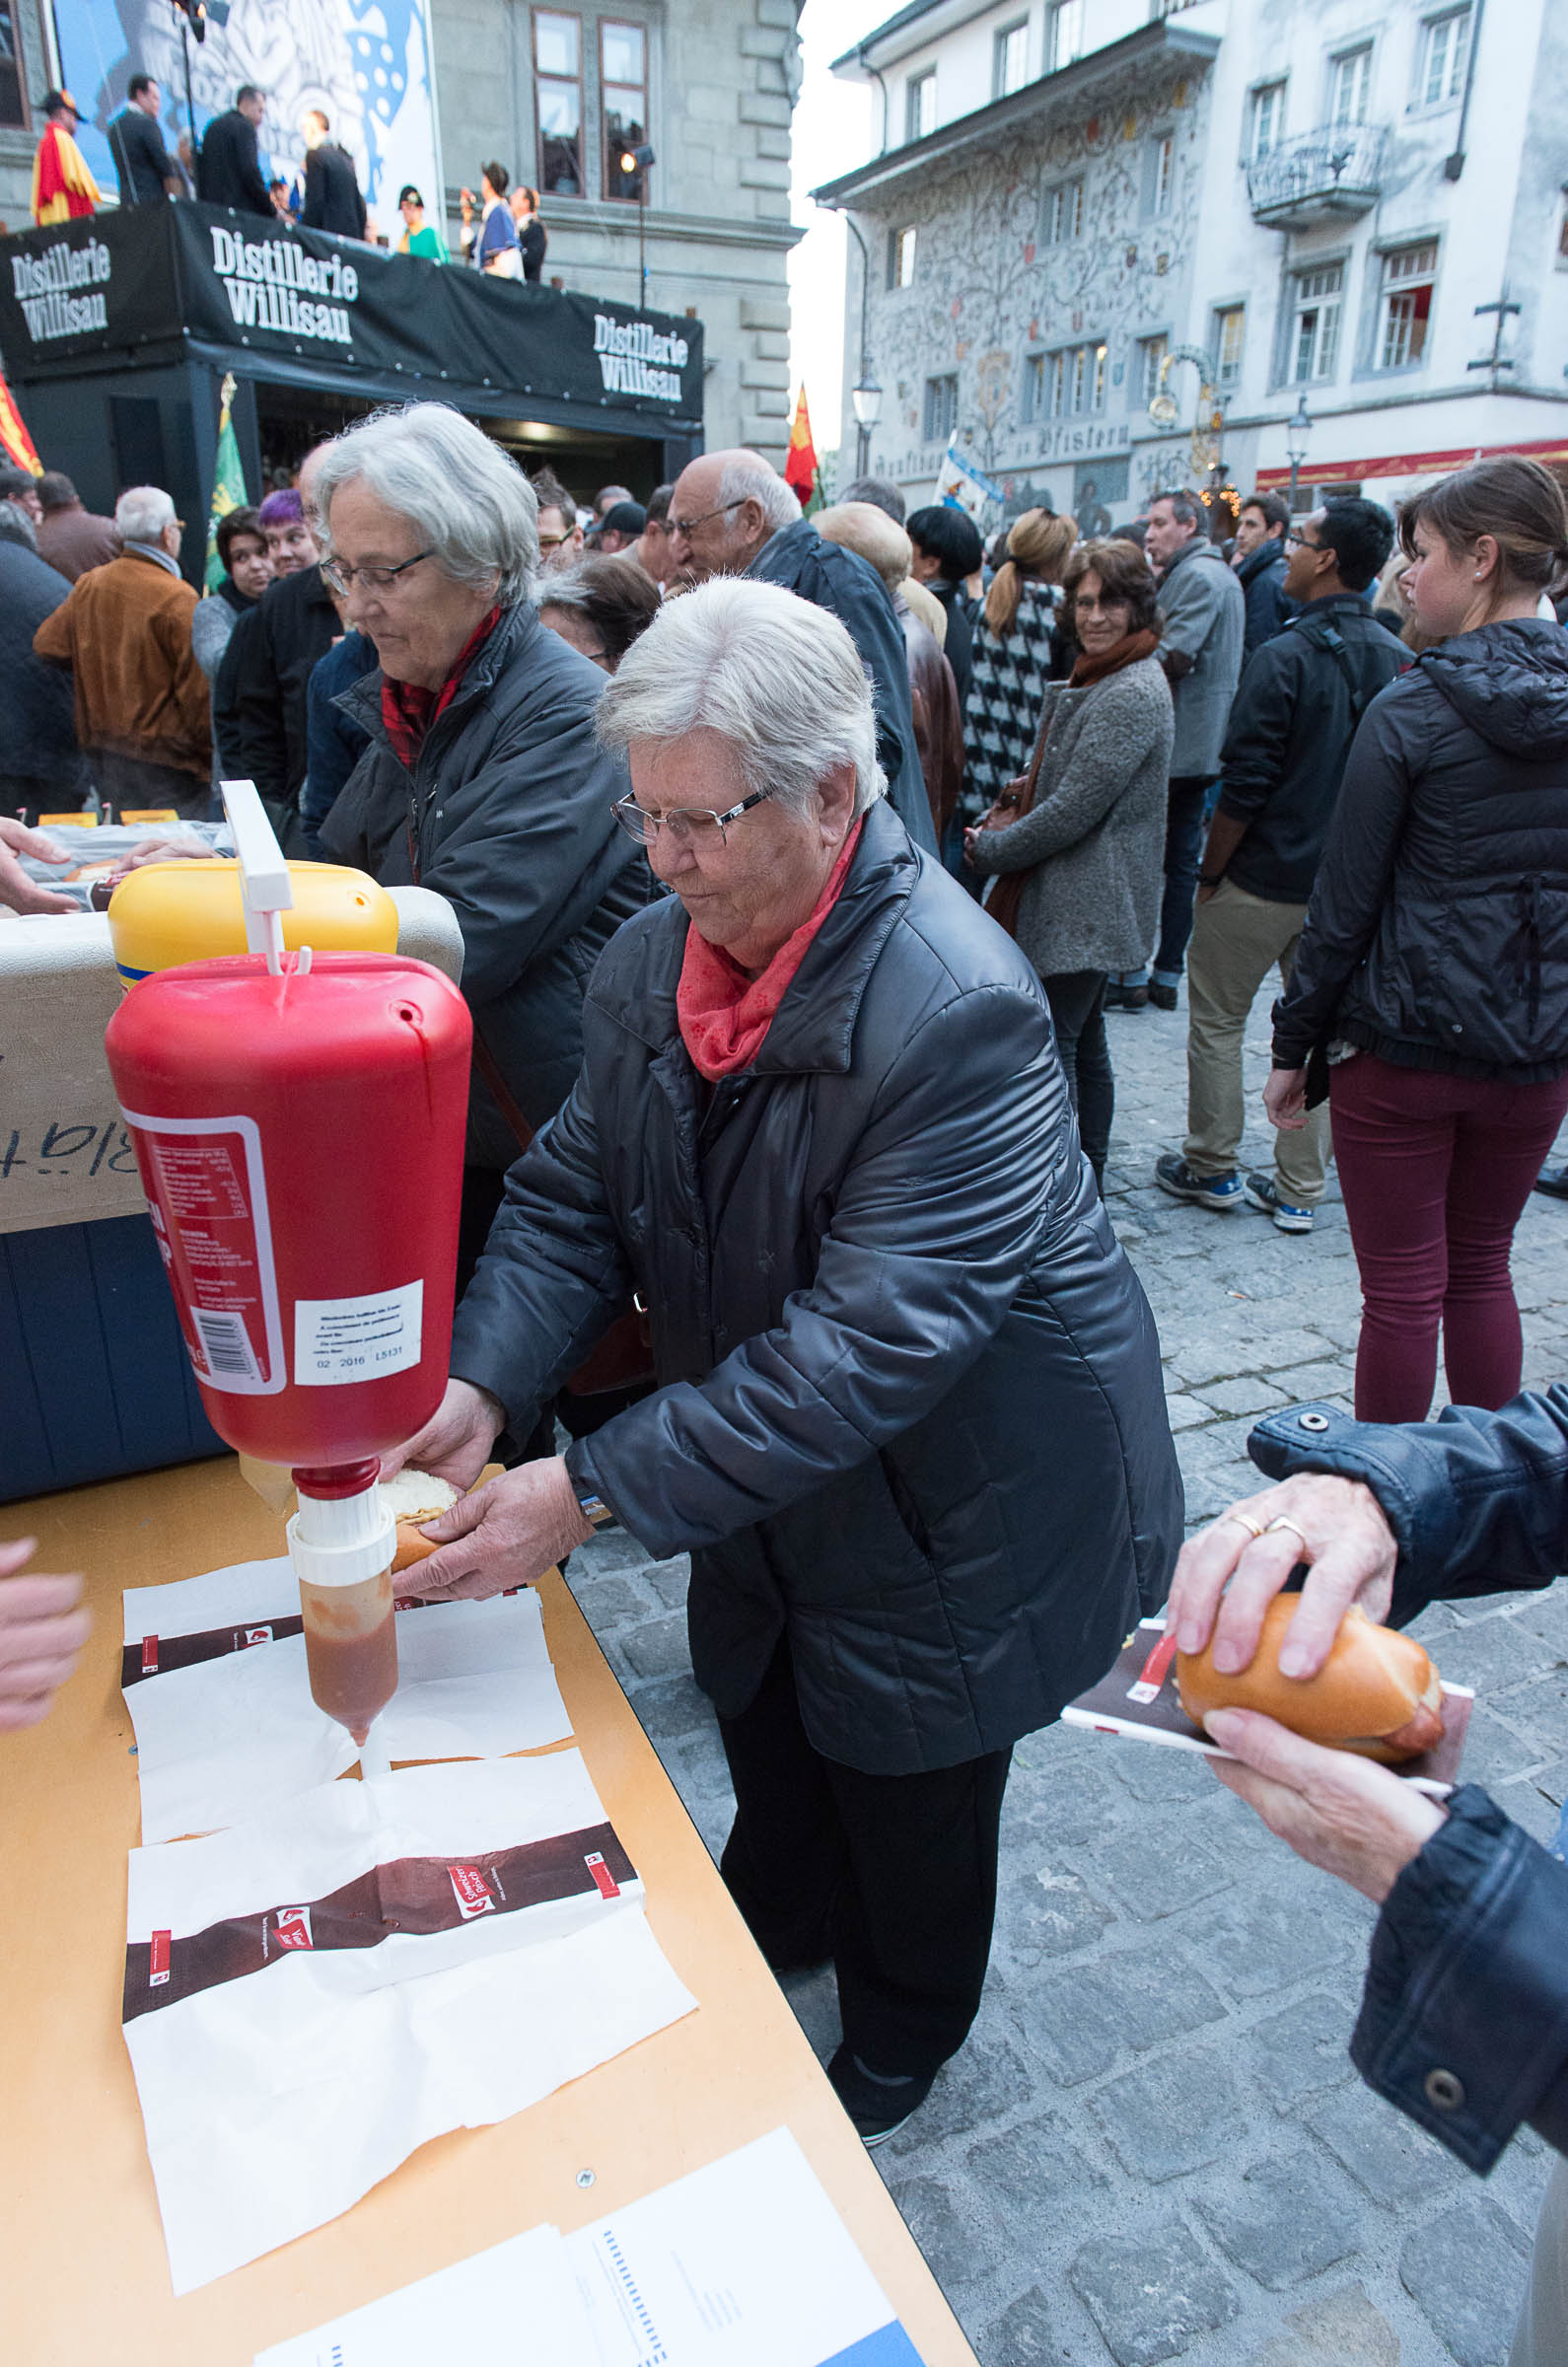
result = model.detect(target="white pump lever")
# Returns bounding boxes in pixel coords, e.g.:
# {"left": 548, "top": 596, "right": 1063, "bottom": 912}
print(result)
{"left": 221, "top": 779, "right": 294, "bottom": 975}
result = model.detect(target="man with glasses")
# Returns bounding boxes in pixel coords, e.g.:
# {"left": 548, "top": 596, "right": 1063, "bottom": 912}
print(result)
{"left": 532, "top": 469, "right": 585, "bottom": 575}
{"left": 666, "top": 447, "right": 937, "bottom": 853}
{"left": 1157, "top": 500, "right": 1406, "bottom": 1231}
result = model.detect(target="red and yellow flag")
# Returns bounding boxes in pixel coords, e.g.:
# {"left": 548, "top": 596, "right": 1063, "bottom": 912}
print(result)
{"left": 784, "top": 387, "right": 818, "bottom": 508}
{"left": 0, "top": 370, "right": 40, "bottom": 474}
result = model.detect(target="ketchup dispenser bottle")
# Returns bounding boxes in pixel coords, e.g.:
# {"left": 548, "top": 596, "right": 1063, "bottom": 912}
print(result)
{"left": 104, "top": 785, "right": 472, "bottom": 1768}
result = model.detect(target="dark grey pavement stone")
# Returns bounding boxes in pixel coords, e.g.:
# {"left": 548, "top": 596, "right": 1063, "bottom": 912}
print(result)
{"left": 1531, "top": 1751, "right": 1568, "bottom": 1806}
{"left": 1457, "top": 1702, "right": 1555, "bottom": 1788}
{"left": 1096, "top": 1823, "right": 1234, "bottom": 1920}
{"left": 628, "top": 1673, "right": 714, "bottom": 1744}
{"left": 1398, "top": 2195, "right": 1532, "bottom": 2366}
{"left": 568, "top": 1575, "right": 648, "bottom": 1627}
{"left": 642, "top": 1555, "right": 692, "bottom": 1609}
{"left": 1307, "top": 2082, "right": 1465, "bottom": 2206}
{"left": 1179, "top": 1880, "right": 1370, "bottom": 1999}
{"left": 1068, "top": 2223, "right": 1240, "bottom": 2366}
{"left": 1089, "top": 2045, "right": 1249, "bottom": 2183}
{"left": 995, "top": 1862, "right": 1117, "bottom": 1962}
{"left": 980, "top": 2284, "right": 1064, "bottom": 2367}
{"left": 571, "top": 1528, "right": 656, "bottom": 1574}
{"left": 881, "top": 2175, "right": 992, "bottom": 2302}
{"left": 619, "top": 1613, "right": 694, "bottom": 1679}
{"left": 1492, "top": 1663, "right": 1568, "bottom": 1757}
{"left": 1196, "top": 2147, "right": 1366, "bottom": 2288}
{"left": 965, "top": 2108, "right": 1108, "bottom": 2219}
{"left": 1017, "top": 1944, "right": 1228, "bottom": 2086}
{"left": 884, "top": 2021, "right": 1039, "bottom": 2155}
{"left": 1245, "top": 2282, "right": 1400, "bottom": 2366}
{"left": 1430, "top": 1614, "right": 1554, "bottom": 1694}
{"left": 1001, "top": 1755, "right": 1130, "bottom": 1851}
{"left": 1104, "top": 1739, "right": 1216, "bottom": 1805}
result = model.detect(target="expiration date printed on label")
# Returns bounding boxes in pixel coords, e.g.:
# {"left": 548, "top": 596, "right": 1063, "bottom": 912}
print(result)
{"left": 293, "top": 1280, "right": 423, "bottom": 1386}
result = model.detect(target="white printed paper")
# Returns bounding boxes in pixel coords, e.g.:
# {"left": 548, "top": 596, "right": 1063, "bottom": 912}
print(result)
{"left": 293, "top": 1280, "right": 424, "bottom": 1385}
{"left": 252, "top": 2225, "right": 591, "bottom": 2367}
{"left": 123, "top": 1559, "right": 573, "bottom": 1842}
{"left": 125, "top": 1755, "right": 697, "bottom": 2295}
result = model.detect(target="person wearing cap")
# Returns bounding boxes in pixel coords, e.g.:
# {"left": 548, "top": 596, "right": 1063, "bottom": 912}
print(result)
{"left": 590, "top": 500, "right": 646, "bottom": 557}
{"left": 32, "top": 91, "right": 99, "bottom": 225}
{"left": 395, "top": 184, "right": 449, "bottom": 261}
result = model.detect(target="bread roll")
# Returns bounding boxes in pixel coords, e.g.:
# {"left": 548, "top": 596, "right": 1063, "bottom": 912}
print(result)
{"left": 1176, "top": 1598, "right": 1445, "bottom": 1763}
{"left": 379, "top": 1470, "right": 461, "bottom": 1572}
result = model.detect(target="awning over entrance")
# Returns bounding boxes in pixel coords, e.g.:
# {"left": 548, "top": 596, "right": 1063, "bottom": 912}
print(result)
{"left": 0, "top": 203, "right": 704, "bottom": 440}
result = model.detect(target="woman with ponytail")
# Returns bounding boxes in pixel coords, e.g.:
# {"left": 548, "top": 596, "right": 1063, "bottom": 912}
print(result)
{"left": 1268, "top": 455, "right": 1568, "bottom": 1420}
{"left": 963, "top": 509, "right": 1077, "bottom": 822}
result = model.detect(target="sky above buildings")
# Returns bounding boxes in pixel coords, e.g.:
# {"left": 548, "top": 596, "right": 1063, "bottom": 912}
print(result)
{"left": 789, "top": 0, "right": 884, "bottom": 458}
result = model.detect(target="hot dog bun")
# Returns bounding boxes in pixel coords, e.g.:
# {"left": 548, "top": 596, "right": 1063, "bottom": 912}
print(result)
{"left": 379, "top": 1469, "right": 461, "bottom": 1571}
{"left": 1176, "top": 1598, "right": 1445, "bottom": 1763}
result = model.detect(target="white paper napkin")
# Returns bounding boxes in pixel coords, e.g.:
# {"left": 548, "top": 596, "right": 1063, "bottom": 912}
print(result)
{"left": 123, "top": 1561, "right": 574, "bottom": 1842}
{"left": 123, "top": 1753, "right": 697, "bottom": 2296}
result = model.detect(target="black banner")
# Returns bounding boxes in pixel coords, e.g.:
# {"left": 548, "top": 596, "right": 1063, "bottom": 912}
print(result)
{"left": 0, "top": 203, "right": 704, "bottom": 431}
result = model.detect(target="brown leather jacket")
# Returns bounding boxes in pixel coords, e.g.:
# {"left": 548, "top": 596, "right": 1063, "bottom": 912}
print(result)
{"left": 899, "top": 599, "right": 963, "bottom": 840}
{"left": 34, "top": 549, "right": 210, "bottom": 776}
{"left": 36, "top": 502, "right": 119, "bottom": 582}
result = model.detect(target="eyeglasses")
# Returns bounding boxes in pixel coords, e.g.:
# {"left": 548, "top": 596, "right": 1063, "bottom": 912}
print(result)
{"left": 611, "top": 787, "right": 770, "bottom": 846}
{"left": 668, "top": 498, "right": 747, "bottom": 539}
{"left": 320, "top": 548, "right": 434, "bottom": 594}
{"left": 1285, "top": 533, "right": 1327, "bottom": 552}
{"left": 537, "top": 529, "right": 574, "bottom": 550}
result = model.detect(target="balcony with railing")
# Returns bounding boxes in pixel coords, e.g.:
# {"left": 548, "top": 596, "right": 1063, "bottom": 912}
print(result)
{"left": 1247, "top": 124, "right": 1387, "bottom": 230}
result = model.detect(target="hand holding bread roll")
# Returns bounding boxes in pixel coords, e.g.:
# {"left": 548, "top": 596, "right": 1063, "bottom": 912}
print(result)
{"left": 1176, "top": 1597, "right": 1445, "bottom": 1764}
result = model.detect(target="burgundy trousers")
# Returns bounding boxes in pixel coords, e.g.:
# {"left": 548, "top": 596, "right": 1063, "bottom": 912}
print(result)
{"left": 1329, "top": 1051, "right": 1568, "bottom": 1422}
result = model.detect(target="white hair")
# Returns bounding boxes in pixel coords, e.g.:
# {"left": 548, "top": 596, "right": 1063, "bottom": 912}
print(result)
{"left": 596, "top": 576, "right": 887, "bottom": 819}
{"left": 114, "top": 484, "right": 175, "bottom": 542}
{"left": 314, "top": 403, "right": 538, "bottom": 603}
{"left": 717, "top": 456, "right": 801, "bottom": 538}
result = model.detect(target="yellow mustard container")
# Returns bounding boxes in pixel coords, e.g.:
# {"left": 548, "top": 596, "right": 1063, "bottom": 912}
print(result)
{"left": 107, "top": 860, "right": 398, "bottom": 984}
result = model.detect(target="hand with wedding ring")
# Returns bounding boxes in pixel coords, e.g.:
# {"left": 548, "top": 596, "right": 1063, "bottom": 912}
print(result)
{"left": 1165, "top": 1471, "right": 1400, "bottom": 1684}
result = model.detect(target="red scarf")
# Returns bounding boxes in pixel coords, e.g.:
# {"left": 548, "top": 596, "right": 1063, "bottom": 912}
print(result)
{"left": 381, "top": 607, "right": 503, "bottom": 769}
{"left": 677, "top": 819, "right": 863, "bottom": 1082}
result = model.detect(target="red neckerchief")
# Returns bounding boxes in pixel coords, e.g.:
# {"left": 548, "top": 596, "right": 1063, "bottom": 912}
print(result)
{"left": 676, "top": 819, "right": 863, "bottom": 1083}
{"left": 381, "top": 606, "right": 503, "bottom": 770}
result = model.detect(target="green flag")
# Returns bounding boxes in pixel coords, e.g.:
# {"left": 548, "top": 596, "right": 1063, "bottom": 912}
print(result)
{"left": 204, "top": 372, "right": 249, "bottom": 592}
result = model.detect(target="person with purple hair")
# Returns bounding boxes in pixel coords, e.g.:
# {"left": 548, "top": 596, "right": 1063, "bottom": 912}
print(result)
{"left": 256, "top": 485, "right": 319, "bottom": 579}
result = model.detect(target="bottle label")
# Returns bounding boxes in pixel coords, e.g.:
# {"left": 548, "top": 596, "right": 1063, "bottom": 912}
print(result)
{"left": 293, "top": 1279, "right": 424, "bottom": 1387}
{"left": 120, "top": 1110, "right": 285, "bottom": 1396}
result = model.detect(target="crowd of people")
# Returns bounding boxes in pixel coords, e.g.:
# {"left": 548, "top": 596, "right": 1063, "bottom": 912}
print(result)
{"left": 3, "top": 400, "right": 1567, "bottom": 2355}
{"left": 27, "top": 75, "right": 550, "bottom": 276}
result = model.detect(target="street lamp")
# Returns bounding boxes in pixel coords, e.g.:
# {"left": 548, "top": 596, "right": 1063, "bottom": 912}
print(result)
{"left": 851, "top": 372, "right": 883, "bottom": 477}
{"left": 1285, "top": 392, "right": 1313, "bottom": 517}
{"left": 616, "top": 142, "right": 656, "bottom": 306}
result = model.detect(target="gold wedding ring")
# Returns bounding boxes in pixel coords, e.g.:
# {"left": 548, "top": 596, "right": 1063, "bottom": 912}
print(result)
{"left": 1222, "top": 1512, "right": 1266, "bottom": 1540}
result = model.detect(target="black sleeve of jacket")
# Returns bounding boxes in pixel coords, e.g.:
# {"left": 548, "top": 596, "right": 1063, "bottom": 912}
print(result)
{"left": 1246, "top": 1388, "right": 1568, "bottom": 1624}
{"left": 572, "top": 984, "right": 1065, "bottom": 1556}
{"left": 1215, "top": 638, "right": 1297, "bottom": 824}
{"left": 236, "top": 117, "right": 272, "bottom": 215}
{"left": 301, "top": 149, "right": 325, "bottom": 229}
{"left": 1268, "top": 681, "right": 1421, "bottom": 1069}
{"left": 1351, "top": 1786, "right": 1568, "bottom": 2170}
{"left": 231, "top": 601, "right": 288, "bottom": 804}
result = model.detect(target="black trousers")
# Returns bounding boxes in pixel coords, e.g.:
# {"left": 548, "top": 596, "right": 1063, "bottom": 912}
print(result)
{"left": 717, "top": 1638, "right": 1012, "bottom": 2079}
{"left": 1041, "top": 968, "right": 1111, "bottom": 1184}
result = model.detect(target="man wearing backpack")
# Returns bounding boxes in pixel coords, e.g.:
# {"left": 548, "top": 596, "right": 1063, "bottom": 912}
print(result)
{"left": 1156, "top": 500, "right": 1407, "bottom": 1233}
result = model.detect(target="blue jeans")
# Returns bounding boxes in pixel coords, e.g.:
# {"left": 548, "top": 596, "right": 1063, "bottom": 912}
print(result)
{"left": 1114, "top": 775, "right": 1219, "bottom": 989}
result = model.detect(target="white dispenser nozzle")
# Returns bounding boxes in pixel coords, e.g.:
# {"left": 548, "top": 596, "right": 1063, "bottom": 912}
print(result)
{"left": 220, "top": 779, "right": 294, "bottom": 977}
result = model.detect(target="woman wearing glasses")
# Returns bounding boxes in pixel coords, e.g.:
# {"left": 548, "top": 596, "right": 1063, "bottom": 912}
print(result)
{"left": 384, "top": 575, "right": 1181, "bottom": 2145}
{"left": 312, "top": 403, "right": 648, "bottom": 1287}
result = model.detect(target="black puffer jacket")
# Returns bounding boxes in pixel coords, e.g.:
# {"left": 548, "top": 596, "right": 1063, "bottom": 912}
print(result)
{"left": 450, "top": 798, "right": 1183, "bottom": 1773}
{"left": 1273, "top": 618, "right": 1568, "bottom": 1079}
{"left": 322, "top": 600, "right": 647, "bottom": 1162}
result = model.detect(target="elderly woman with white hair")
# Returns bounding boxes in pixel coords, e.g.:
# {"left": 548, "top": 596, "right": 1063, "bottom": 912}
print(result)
{"left": 386, "top": 576, "right": 1182, "bottom": 2145}
{"left": 313, "top": 401, "right": 648, "bottom": 1288}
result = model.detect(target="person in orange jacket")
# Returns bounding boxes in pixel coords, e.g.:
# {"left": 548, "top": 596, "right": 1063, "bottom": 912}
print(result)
{"left": 32, "top": 89, "right": 100, "bottom": 225}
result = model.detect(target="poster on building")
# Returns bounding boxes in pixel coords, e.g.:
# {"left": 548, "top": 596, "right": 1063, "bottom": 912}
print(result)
{"left": 53, "top": 0, "right": 441, "bottom": 237}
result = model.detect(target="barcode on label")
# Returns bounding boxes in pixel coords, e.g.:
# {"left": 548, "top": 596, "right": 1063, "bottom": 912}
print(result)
{"left": 190, "top": 1307, "right": 259, "bottom": 1381}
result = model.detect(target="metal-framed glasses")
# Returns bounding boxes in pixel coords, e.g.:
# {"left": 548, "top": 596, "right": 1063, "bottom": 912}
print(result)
{"left": 320, "top": 548, "right": 435, "bottom": 595}
{"left": 668, "top": 497, "right": 748, "bottom": 538}
{"left": 611, "top": 787, "right": 771, "bottom": 846}
{"left": 1284, "top": 532, "right": 1327, "bottom": 552}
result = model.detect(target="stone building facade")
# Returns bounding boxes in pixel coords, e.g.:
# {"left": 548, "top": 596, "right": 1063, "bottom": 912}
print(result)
{"left": 818, "top": 0, "right": 1568, "bottom": 523}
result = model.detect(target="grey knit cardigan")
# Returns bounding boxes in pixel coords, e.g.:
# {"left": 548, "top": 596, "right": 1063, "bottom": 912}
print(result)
{"left": 965, "top": 653, "right": 1174, "bottom": 978}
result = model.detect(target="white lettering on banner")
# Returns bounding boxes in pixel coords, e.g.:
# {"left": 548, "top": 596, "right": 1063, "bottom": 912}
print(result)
{"left": 11, "top": 235, "right": 111, "bottom": 342}
{"left": 207, "top": 226, "right": 359, "bottom": 350}
{"left": 593, "top": 312, "right": 688, "bottom": 403}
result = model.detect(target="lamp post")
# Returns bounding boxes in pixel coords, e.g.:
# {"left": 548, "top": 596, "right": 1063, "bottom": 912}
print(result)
{"left": 851, "top": 372, "right": 883, "bottom": 478}
{"left": 616, "top": 142, "right": 656, "bottom": 306}
{"left": 1285, "top": 392, "right": 1313, "bottom": 518}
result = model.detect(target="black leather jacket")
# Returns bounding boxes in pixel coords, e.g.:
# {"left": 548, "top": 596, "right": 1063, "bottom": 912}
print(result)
{"left": 1249, "top": 1388, "right": 1568, "bottom": 2169}
{"left": 1273, "top": 618, "right": 1568, "bottom": 1080}
{"left": 452, "top": 798, "right": 1183, "bottom": 1772}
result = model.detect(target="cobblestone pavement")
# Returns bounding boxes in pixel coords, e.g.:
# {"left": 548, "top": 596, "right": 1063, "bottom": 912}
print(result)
{"left": 569, "top": 974, "right": 1568, "bottom": 2367}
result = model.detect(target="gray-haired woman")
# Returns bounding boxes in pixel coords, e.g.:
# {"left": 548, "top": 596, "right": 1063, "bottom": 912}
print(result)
{"left": 313, "top": 401, "right": 646, "bottom": 1286}
{"left": 383, "top": 576, "right": 1181, "bottom": 2146}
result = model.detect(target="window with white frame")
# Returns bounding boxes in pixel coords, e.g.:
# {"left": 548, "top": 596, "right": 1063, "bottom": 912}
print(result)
{"left": 1378, "top": 241, "right": 1438, "bottom": 368}
{"left": 1291, "top": 261, "right": 1343, "bottom": 383}
{"left": 1046, "top": 0, "right": 1084, "bottom": 72}
{"left": 1249, "top": 80, "right": 1285, "bottom": 158}
{"left": 1329, "top": 44, "right": 1372, "bottom": 126}
{"left": 923, "top": 373, "right": 959, "bottom": 443}
{"left": 1022, "top": 352, "right": 1046, "bottom": 424}
{"left": 888, "top": 225, "right": 917, "bottom": 288}
{"left": 1137, "top": 332, "right": 1169, "bottom": 409}
{"left": 994, "top": 19, "right": 1029, "bottom": 99}
{"left": 1043, "top": 340, "right": 1105, "bottom": 419}
{"left": 1044, "top": 177, "right": 1084, "bottom": 244}
{"left": 1147, "top": 132, "right": 1175, "bottom": 215}
{"left": 905, "top": 68, "right": 936, "bottom": 142}
{"left": 1417, "top": 5, "right": 1471, "bottom": 106}
{"left": 1215, "top": 305, "right": 1246, "bottom": 388}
